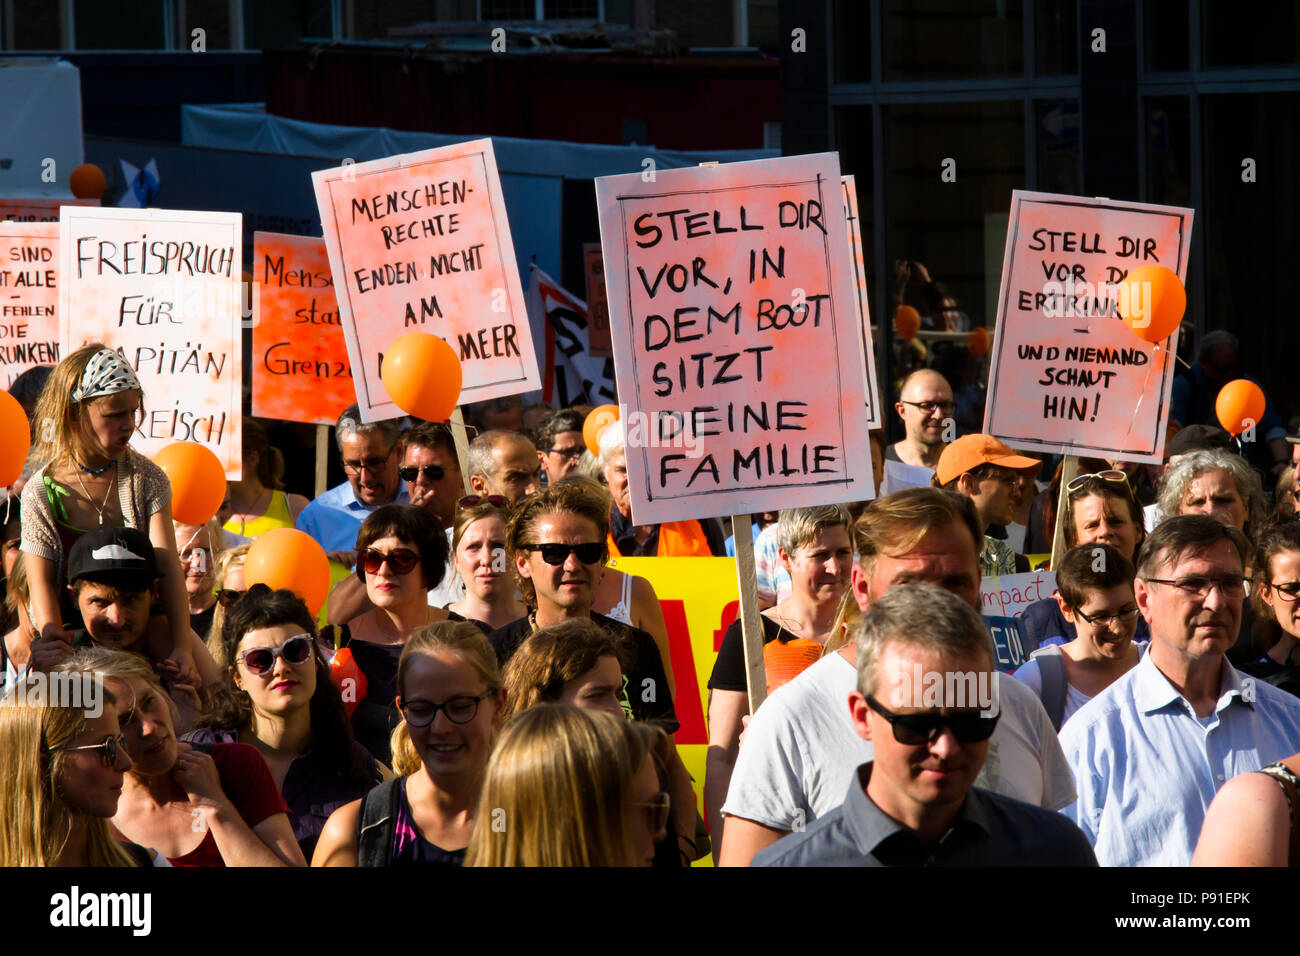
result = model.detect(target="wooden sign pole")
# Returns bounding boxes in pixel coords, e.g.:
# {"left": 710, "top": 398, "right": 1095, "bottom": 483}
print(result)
{"left": 1049, "top": 454, "right": 1079, "bottom": 570}
{"left": 732, "top": 513, "right": 767, "bottom": 713}
{"left": 449, "top": 407, "right": 474, "bottom": 494}
{"left": 314, "top": 424, "right": 329, "bottom": 499}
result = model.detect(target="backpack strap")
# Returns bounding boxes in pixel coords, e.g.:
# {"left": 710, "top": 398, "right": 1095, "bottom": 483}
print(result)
{"left": 1029, "top": 644, "right": 1068, "bottom": 732}
{"left": 356, "top": 777, "right": 402, "bottom": 867}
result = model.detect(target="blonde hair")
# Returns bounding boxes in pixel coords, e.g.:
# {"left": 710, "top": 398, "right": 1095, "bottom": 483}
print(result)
{"left": 58, "top": 647, "right": 175, "bottom": 733}
{"left": 208, "top": 544, "right": 250, "bottom": 667}
{"left": 463, "top": 704, "right": 659, "bottom": 867}
{"left": 389, "top": 621, "right": 502, "bottom": 777}
{"left": 31, "top": 342, "right": 143, "bottom": 466}
{"left": 0, "top": 674, "right": 137, "bottom": 866}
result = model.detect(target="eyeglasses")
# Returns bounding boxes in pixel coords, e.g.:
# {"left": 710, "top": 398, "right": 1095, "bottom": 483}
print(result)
{"left": 1266, "top": 580, "right": 1300, "bottom": 603}
{"left": 865, "top": 694, "right": 1000, "bottom": 745}
{"left": 342, "top": 446, "right": 396, "bottom": 476}
{"left": 1074, "top": 606, "right": 1141, "bottom": 628}
{"left": 633, "top": 792, "right": 671, "bottom": 833}
{"left": 1142, "top": 575, "right": 1250, "bottom": 599}
{"left": 63, "top": 733, "right": 130, "bottom": 769}
{"left": 237, "top": 634, "right": 315, "bottom": 675}
{"left": 521, "top": 542, "right": 606, "bottom": 566}
{"left": 399, "top": 464, "right": 446, "bottom": 483}
{"left": 215, "top": 588, "right": 245, "bottom": 608}
{"left": 1066, "top": 469, "right": 1129, "bottom": 493}
{"left": 401, "top": 693, "right": 493, "bottom": 727}
{"left": 545, "top": 447, "right": 585, "bottom": 461}
{"left": 361, "top": 547, "right": 420, "bottom": 576}
{"left": 459, "top": 494, "right": 509, "bottom": 509}
{"left": 900, "top": 400, "right": 955, "bottom": 416}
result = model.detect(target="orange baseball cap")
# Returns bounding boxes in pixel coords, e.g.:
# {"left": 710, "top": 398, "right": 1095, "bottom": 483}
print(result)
{"left": 935, "top": 434, "right": 1042, "bottom": 487}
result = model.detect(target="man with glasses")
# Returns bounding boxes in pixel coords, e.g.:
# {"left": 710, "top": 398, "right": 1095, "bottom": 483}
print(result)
{"left": 753, "top": 585, "right": 1096, "bottom": 866}
{"left": 1059, "top": 514, "right": 1300, "bottom": 866}
{"left": 296, "top": 405, "right": 408, "bottom": 567}
{"left": 934, "top": 434, "right": 1040, "bottom": 576}
{"left": 466, "top": 430, "right": 542, "bottom": 504}
{"left": 533, "top": 408, "right": 587, "bottom": 484}
{"left": 882, "top": 369, "right": 954, "bottom": 494}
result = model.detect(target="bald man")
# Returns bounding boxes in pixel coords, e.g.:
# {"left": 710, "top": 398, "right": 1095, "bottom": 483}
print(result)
{"left": 882, "top": 370, "right": 954, "bottom": 493}
{"left": 466, "top": 430, "right": 542, "bottom": 504}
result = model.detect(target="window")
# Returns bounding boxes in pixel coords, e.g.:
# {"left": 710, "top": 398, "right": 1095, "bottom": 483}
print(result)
{"left": 1034, "top": 0, "right": 1077, "bottom": 75}
{"left": 244, "top": 0, "right": 333, "bottom": 49}
{"left": 1203, "top": 0, "right": 1299, "bottom": 67}
{"left": 883, "top": 0, "right": 1024, "bottom": 81}
{"left": 1036, "top": 99, "right": 1080, "bottom": 195}
{"left": 74, "top": 0, "right": 167, "bottom": 49}
{"left": 832, "top": 0, "right": 872, "bottom": 83}
{"left": 481, "top": 0, "right": 600, "bottom": 19}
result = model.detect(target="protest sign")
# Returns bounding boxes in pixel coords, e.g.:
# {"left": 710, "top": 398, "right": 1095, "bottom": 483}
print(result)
{"left": 981, "top": 569, "right": 1058, "bottom": 618}
{"left": 611, "top": 555, "right": 739, "bottom": 867}
{"left": 59, "top": 206, "right": 242, "bottom": 475}
{"left": 312, "top": 139, "right": 540, "bottom": 423}
{"left": 595, "top": 153, "right": 876, "bottom": 527}
{"left": 0, "top": 222, "right": 59, "bottom": 387}
{"left": 841, "top": 175, "right": 882, "bottom": 429}
{"left": 0, "top": 197, "right": 96, "bottom": 223}
{"left": 583, "top": 242, "right": 612, "bottom": 357}
{"left": 251, "top": 231, "right": 354, "bottom": 426}
{"left": 526, "top": 264, "right": 616, "bottom": 409}
{"left": 984, "top": 191, "right": 1194, "bottom": 464}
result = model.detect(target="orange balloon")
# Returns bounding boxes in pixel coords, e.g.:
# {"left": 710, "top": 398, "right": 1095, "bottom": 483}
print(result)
{"left": 69, "top": 164, "right": 106, "bottom": 200}
{"left": 894, "top": 305, "right": 921, "bottom": 341}
{"left": 1118, "top": 264, "right": 1185, "bottom": 344}
{"left": 245, "top": 528, "right": 331, "bottom": 616}
{"left": 380, "top": 332, "right": 463, "bottom": 421}
{"left": 583, "top": 404, "right": 620, "bottom": 455}
{"left": 153, "top": 441, "right": 226, "bottom": 525}
{"left": 0, "top": 391, "right": 31, "bottom": 487}
{"left": 967, "top": 326, "right": 990, "bottom": 358}
{"left": 1215, "top": 379, "right": 1266, "bottom": 437}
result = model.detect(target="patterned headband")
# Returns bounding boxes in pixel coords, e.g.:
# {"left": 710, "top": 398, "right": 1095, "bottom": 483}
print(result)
{"left": 70, "top": 349, "right": 141, "bottom": 403}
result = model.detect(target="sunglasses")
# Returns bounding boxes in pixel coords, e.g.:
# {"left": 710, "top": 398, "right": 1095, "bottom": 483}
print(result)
{"left": 399, "top": 464, "right": 446, "bottom": 483}
{"left": 1066, "top": 469, "right": 1129, "bottom": 493}
{"left": 361, "top": 547, "right": 420, "bottom": 576}
{"left": 215, "top": 588, "right": 245, "bottom": 608}
{"left": 64, "top": 733, "right": 129, "bottom": 769}
{"left": 632, "top": 792, "right": 671, "bottom": 833}
{"left": 865, "top": 694, "right": 1000, "bottom": 745}
{"left": 237, "top": 634, "right": 315, "bottom": 676}
{"left": 521, "top": 542, "right": 605, "bottom": 566}
{"left": 459, "top": 494, "right": 508, "bottom": 509}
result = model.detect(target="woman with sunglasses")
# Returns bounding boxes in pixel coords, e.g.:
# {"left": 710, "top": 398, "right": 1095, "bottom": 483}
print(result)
{"left": 1017, "top": 469, "right": 1150, "bottom": 653}
{"left": 313, "top": 621, "right": 503, "bottom": 867}
{"left": 445, "top": 499, "right": 525, "bottom": 632}
{"left": 187, "top": 585, "right": 383, "bottom": 860}
{"left": 465, "top": 704, "right": 667, "bottom": 867}
{"left": 0, "top": 672, "right": 150, "bottom": 866}
{"left": 59, "top": 647, "right": 306, "bottom": 866}
{"left": 335, "top": 504, "right": 451, "bottom": 764}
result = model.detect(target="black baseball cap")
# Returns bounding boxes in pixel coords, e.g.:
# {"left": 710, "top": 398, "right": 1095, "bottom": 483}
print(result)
{"left": 1165, "top": 424, "right": 1232, "bottom": 460}
{"left": 66, "top": 527, "right": 161, "bottom": 585}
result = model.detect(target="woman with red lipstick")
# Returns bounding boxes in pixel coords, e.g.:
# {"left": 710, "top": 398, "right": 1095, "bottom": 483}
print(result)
{"left": 445, "top": 500, "right": 524, "bottom": 631}
{"left": 20, "top": 344, "right": 198, "bottom": 682}
{"left": 0, "top": 672, "right": 149, "bottom": 866}
{"left": 335, "top": 505, "right": 451, "bottom": 764}
{"left": 313, "top": 621, "right": 504, "bottom": 867}
{"left": 188, "top": 585, "right": 382, "bottom": 860}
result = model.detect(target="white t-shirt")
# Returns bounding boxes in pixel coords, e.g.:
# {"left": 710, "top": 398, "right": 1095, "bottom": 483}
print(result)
{"left": 722, "top": 653, "right": 1077, "bottom": 831}
{"left": 1013, "top": 643, "right": 1148, "bottom": 728}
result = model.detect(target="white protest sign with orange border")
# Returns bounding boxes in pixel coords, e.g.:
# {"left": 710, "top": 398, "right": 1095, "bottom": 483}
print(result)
{"left": 312, "top": 140, "right": 539, "bottom": 423}
{"left": 841, "top": 175, "right": 881, "bottom": 430}
{"left": 0, "top": 197, "right": 97, "bottom": 223}
{"left": 58, "top": 206, "right": 243, "bottom": 476}
{"left": 984, "top": 191, "right": 1194, "bottom": 464}
{"left": 595, "top": 153, "right": 875, "bottom": 526}
{"left": 251, "top": 231, "right": 354, "bottom": 426}
{"left": 0, "top": 222, "right": 60, "bottom": 386}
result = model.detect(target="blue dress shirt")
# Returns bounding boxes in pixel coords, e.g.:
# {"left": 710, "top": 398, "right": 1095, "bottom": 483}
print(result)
{"left": 295, "top": 479, "right": 409, "bottom": 552}
{"left": 1059, "top": 651, "right": 1300, "bottom": 866}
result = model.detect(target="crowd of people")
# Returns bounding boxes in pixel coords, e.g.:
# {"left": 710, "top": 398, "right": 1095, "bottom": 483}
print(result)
{"left": 4, "top": 339, "right": 1300, "bottom": 869}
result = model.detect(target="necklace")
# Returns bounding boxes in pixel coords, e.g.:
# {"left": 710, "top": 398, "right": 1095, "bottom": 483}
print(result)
{"left": 72, "top": 466, "right": 116, "bottom": 526}
{"left": 75, "top": 457, "right": 115, "bottom": 476}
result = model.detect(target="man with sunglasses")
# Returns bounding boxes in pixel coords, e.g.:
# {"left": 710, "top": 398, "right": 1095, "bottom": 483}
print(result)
{"left": 717, "top": 488, "right": 1074, "bottom": 866}
{"left": 934, "top": 433, "right": 1040, "bottom": 577}
{"left": 1059, "top": 514, "right": 1300, "bottom": 866}
{"left": 882, "top": 369, "right": 953, "bottom": 495}
{"left": 533, "top": 408, "right": 587, "bottom": 484}
{"left": 296, "top": 406, "right": 408, "bottom": 567}
{"left": 753, "top": 585, "right": 1096, "bottom": 866}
